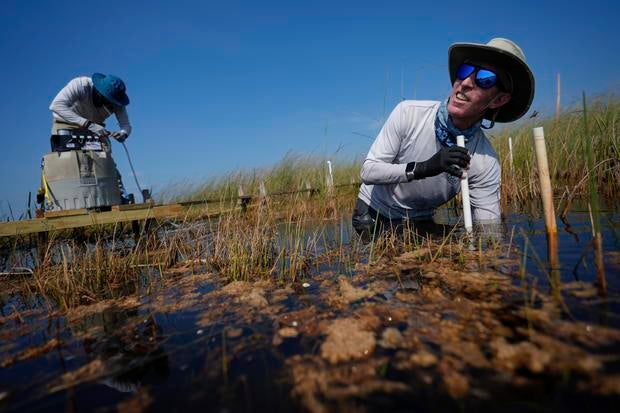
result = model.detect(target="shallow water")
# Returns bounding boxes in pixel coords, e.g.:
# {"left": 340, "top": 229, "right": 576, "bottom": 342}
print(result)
{"left": 0, "top": 210, "right": 619, "bottom": 412}
{"left": 508, "top": 209, "right": 620, "bottom": 326}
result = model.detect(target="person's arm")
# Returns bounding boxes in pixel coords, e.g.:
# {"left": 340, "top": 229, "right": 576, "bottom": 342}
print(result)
{"left": 360, "top": 102, "right": 470, "bottom": 185}
{"left": 360, "top": 102, "right": 409, "bottom": 185}
{"left": 468, "top": 155, "right": 501, "bottom": 221}
{"left": 113, "top": 106, "right": 132, "bottom": 138}
{"left": 49, "top": 78, "right": 91, "bottom": 128}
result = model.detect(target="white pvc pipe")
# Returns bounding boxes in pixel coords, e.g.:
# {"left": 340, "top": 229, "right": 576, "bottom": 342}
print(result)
{"left": 532, "top": 127, "right": 557, "bottom": 236}
{"left": 508, "top": 136, "right": 514, "bottom": 172}
{"left": 457, "top": 135, "right": 473, "bottom": 232}
{"left": 326, "top": 160, "right": 334, "bottom": 191}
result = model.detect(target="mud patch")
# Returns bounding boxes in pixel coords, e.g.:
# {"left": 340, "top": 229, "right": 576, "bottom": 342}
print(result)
{"left": 1, "top": 239, "right": 619, "bottom": 412}
{"left": 320, "top": 317, "right": 377, "bottom": 364}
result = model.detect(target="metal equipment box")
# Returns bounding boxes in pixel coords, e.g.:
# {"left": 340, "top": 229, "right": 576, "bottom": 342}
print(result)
{"left": 42, "top": 150, "right": 121, "bottom": 210}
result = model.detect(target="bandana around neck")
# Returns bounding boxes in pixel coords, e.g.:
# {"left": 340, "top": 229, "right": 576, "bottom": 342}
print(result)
{"left": 434, "top": 99, "right": 481, "bottom": 147}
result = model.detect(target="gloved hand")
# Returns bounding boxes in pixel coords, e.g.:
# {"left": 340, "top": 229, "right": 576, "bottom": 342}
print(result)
{"left": 87, "top": 122, "right": 110, "bottom": 137}
{"left": 111, "top": 131, "right": 128, "bottom": 143}
{"left": 406, "top": 146, "right": 471, "bottom": 180}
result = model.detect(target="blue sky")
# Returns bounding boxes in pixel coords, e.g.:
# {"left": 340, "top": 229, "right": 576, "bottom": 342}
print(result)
{"left": 1, "top": 0, "right": 618, "bottom": 218}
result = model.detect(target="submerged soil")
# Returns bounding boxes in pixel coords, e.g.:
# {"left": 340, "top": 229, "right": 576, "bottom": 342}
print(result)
{"left": 1, "top": 235, "right": 619, "bottom": 412}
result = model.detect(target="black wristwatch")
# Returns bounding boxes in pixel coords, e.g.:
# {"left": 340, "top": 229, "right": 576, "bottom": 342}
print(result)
{"left": 405, "top": 162, "right": 417, "bottom": 181}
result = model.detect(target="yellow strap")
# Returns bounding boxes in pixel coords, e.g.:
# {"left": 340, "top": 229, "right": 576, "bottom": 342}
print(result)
{"left": 41, "top": 171, "right": 52, "bottom": 203}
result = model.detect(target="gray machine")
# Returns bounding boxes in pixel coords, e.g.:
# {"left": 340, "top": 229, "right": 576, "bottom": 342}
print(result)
{"left": 40, "top": 132, "right": 122, "bottom": 210}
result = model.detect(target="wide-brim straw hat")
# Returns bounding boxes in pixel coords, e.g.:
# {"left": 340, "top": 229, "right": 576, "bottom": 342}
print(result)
{"left": 448, "top": 38, "right": 534, "bottom": 123}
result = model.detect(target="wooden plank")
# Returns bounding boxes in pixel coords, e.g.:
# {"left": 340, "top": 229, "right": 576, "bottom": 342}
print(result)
{"left": 0, "top": 202, "right": 227, "bottom": 237}
{"left": 44, "top": 208, "right": 89, "bottom": 218}
{"left": 45, "top": 203, "right": 159, "bottom": 217}
{"left": 111, "top": 203, "right": 159, "bottom": 212}
{"left": 0, "top": 185, "right": 340, "bottom": 238}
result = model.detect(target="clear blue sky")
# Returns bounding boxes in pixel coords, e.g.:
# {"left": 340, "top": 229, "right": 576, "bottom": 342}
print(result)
{"left": 1, "top": 0, "right": 618, "bottom": 218}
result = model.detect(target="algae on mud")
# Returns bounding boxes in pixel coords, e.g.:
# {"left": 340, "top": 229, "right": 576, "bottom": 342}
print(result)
{"left": 1, "top": 216, "right": 619, "bottom": 412}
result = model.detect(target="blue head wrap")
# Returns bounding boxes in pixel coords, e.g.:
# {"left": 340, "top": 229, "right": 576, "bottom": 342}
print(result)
{"left": 434, "top": 99, "right": 481, "bottom": 147}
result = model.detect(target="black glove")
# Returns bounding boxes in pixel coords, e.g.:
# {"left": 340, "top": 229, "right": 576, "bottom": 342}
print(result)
{"left": 406, "top": 146, "right": 471, "bottom": 180}
{"left": 111, "top": 131, "right": 128, "bottom": 143}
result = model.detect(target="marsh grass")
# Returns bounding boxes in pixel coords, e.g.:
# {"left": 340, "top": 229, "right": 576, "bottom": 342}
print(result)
{"left": 582, "top": 93, "right": 607, "bottom": 295}
{"left": 14, "top": 219, "right": 202, "bottom": 310}
{"left": 11, "top": 191, "right": 476, "bottom": 310}
{"left": 156, "top": 96, "right": 618, "bottom": 209}
{"left": 161, "top": 153, "right": 362, "bottom": 204}
{"left": 204, "top": 193, "right": 361, "bottom": 283}
{"left": 25, "top": 238, "right": 140, "bottom": 310}
{"left": 3, "top": 96, "right": 617, "bottom": 311}
{"left": 7, "top": 194, "right": 354, "bottom": 309}
{"left": 492, "top": 94, "right": 619, "bottom": 208}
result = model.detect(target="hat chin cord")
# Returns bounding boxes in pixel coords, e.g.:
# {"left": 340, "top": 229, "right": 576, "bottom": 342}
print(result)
{"left": 480, "top": 95, "right": 502, "bottom": 129}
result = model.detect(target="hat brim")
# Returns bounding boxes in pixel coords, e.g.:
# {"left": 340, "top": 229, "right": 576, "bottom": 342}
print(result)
{"left": 448, "top": 43, "right": 534, "bottom": 123}
{"left": 92, "top": 72, "right": 130, "bottom": 107}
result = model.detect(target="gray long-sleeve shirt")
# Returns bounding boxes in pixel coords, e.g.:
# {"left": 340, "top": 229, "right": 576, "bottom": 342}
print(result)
{"left": 49, "top": 76, "right": 132, "bottom": 136}
{"left": 358, "top": 100, "right": 501, "bottom": 222}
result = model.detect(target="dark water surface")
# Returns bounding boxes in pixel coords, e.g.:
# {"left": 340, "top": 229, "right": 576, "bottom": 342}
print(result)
{"left": 508, "top": 209, "right": 620, "bottom": 326}
{"left": 0, "top": 210, "right": 618, "bottom": 412}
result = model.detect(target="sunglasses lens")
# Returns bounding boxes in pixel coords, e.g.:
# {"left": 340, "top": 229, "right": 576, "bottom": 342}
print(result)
{"left": 476, "top": 69, "right": 497, "bottom": 89}
{"left": 456, "top": 63, "right": 475, "bottom": 80}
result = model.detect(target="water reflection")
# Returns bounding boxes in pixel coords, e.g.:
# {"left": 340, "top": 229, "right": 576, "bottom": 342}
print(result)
{"left": 508, "top": 210, "right": 619, "bottom": 287}
{"left": 75, "top": 310, "right": 170, "bottom": 394}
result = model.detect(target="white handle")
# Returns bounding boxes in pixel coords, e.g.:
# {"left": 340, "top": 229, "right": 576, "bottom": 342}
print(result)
{"left": 456, "top": 135, "right": 472, "bottom": 232}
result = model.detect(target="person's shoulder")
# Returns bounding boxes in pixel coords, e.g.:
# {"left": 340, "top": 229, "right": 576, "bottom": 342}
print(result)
{"left": 475, "top": 130, "right": 499, "bottom": 161}
{"left": 65, "top": 76, "right": 92, "bottom": 88}
{"left": 77, "top": 76, "right": 93, "bottom": 84}
{"left": 396, "top": 100, "right": 440, "bottom": 110}
{"left": 392, "top": 100, "right": 440, "bottom": 117}
{"left": 469, "top": 131, "right": 500, "bottom": 183}
{"left": 393, "top": 100, "right": 441, "bottom": 125}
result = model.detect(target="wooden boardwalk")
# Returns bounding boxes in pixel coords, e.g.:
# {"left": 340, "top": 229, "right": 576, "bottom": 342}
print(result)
{"left": 0, "top": 201, "right": 232, "bottom": 237}
{"left": 0, "top": 179, "right": 358, "bottom": 238}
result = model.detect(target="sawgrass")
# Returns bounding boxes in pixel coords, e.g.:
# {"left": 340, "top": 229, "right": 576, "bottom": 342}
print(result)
{"left": 3, "top": 95, "right": 618, "bottom": 311}
{"left": 9, "top": 190, "right": 467, "bottom": 310}
{"left": 160, "top": 94, "right": 619, "bottom": 209}
{"left": 22, "top": 237, "right": 140, "bottom": 310}
{"left": 492, "top": 93, "right": 619, "bottom": 208}
{"left": 12, "top": 219, "right": 201, "bottom": 310}
{"left": 7, "top": 194, "right": 352, "bottom": 309}
{"left": 161, "top": 152, "right": 362, "bottom": 204}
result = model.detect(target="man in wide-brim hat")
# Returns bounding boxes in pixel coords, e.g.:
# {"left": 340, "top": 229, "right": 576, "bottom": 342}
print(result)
{"left": 48, "top": 73, "right": 133, "bottom": 201}
{"left": 50, "top": 73, "right": 132, "bottom": 142}
{"left": 353, "top": 38, "right": 535, "bottom": 237}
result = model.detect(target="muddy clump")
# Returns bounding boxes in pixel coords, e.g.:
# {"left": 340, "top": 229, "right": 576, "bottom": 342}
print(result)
{"left": 320, "top": 317, "right": 377, "bottom": 364}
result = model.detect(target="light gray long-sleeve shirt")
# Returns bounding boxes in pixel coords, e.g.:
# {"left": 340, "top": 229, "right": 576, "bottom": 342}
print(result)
{"left": 49, "top": 76, "right": 132, "bottom": 137}
{"left": 358, "top": 100, "right": 501, "bottom": 222}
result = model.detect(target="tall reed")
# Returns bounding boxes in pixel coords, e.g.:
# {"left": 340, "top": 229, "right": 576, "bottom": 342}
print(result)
{"left": 163, "top": 153, "right": 362, "bottom": 204}
{"left": 583, "top": 92, "right": 607, "bottom": 294}
{"left": 493, "top": 94, "right": 619, "bottom": 208}
{"left": 158, "top": 97, "right": 617, "bottom": 210}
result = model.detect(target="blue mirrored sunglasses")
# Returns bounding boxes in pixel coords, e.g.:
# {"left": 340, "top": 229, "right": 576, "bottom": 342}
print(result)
{"left": 456, "top": 63, "right": 498, "bottom": 89}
